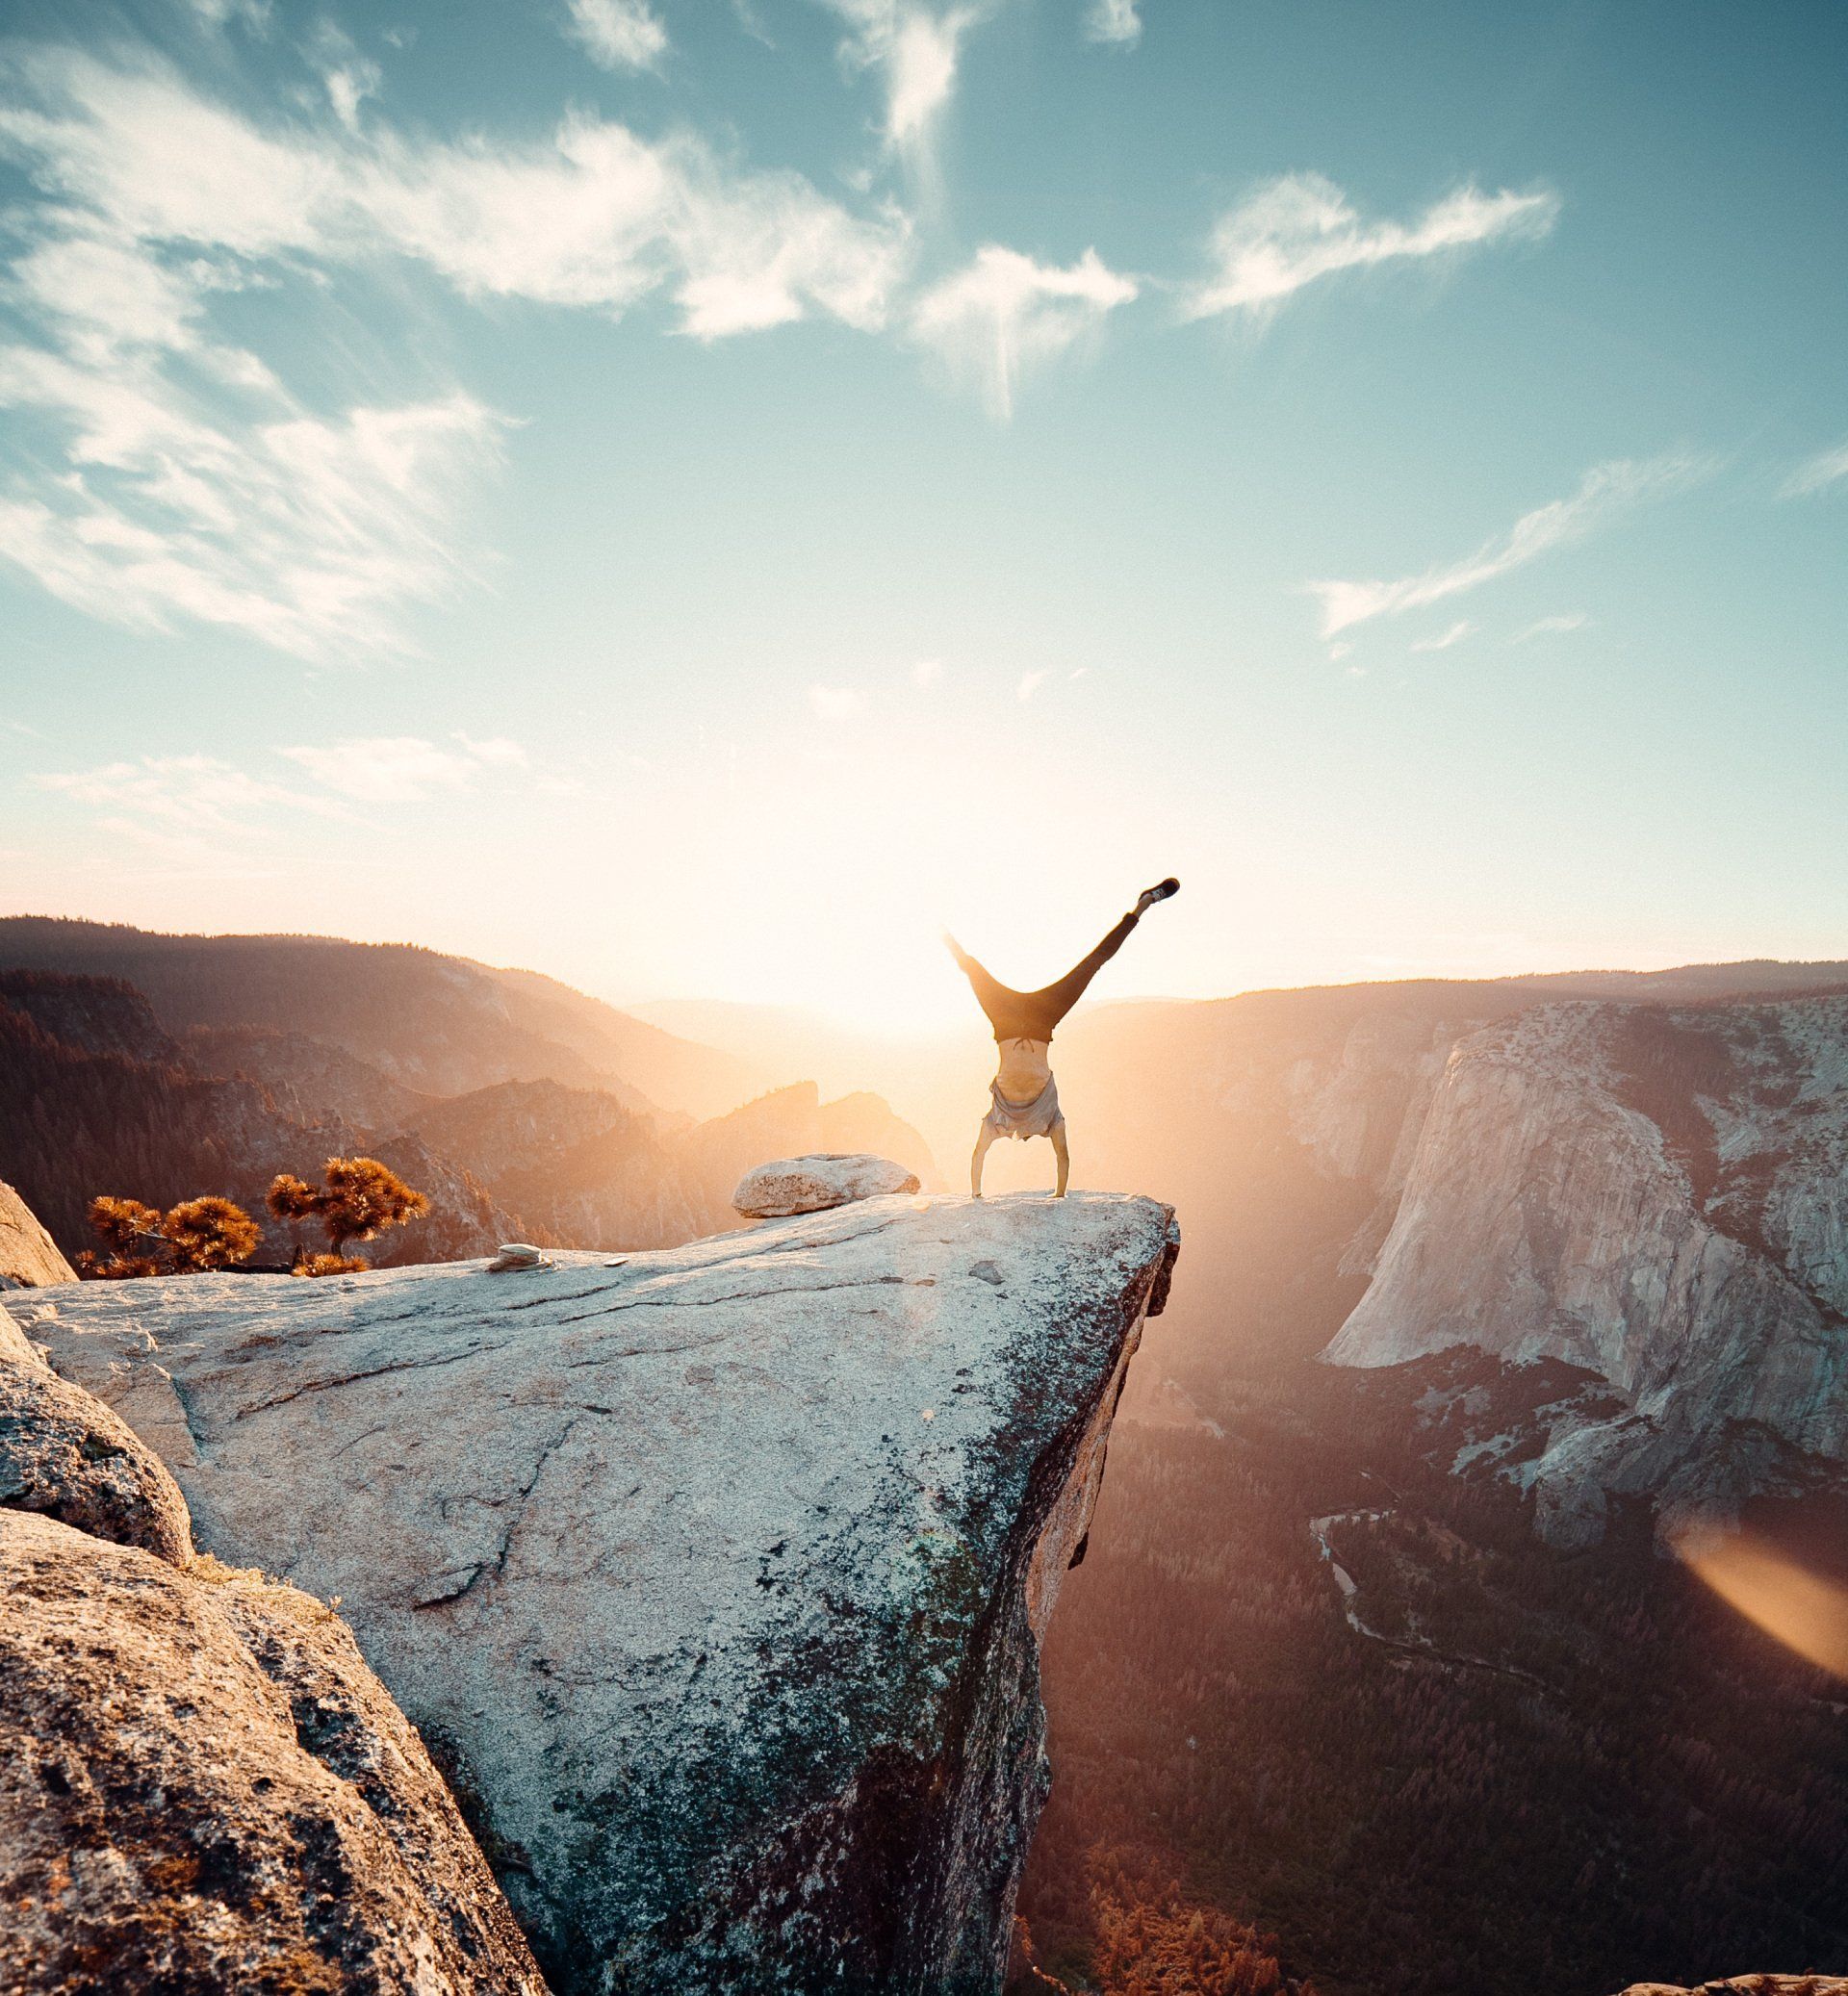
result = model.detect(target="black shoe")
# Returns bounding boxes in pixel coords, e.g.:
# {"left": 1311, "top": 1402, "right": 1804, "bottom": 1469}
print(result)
{"left": 1142, "top": 877, "right": 1180, "bottom": 903}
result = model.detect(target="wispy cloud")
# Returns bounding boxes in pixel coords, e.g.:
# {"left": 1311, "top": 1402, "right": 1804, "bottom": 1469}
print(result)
{"left": 1782, "top": 439, "right": 1848, "bottom": 499}
{"left": 1308, "top": 453, "right": 1709, "bottom": 637}
{"left": 808, "top": 684, "right": 868, "bottom": 719}
{"left": 35, "top": 754, "right": 343, "bottom": 843}
{"left": 0, "top": 44, "right": 913, "bottom": 653}
{"left": 812, "top": 0, "right": 987, "bottom": 155}
{"left": 1016, "top": 668, "right": 1049, "bottom": 701}
{"left": 911, "top": 657, "right": 942, "bottom": 686}
{"left": 1409, "top": 619, "right": 1476, "bottom": 653}
{"left": 279, "top": 733, "right": 527, "bottom": 802}
{"left": 1510, "top": 612, "right": 1588, "bottom": 643}
{"left": 1185, "top": 172, "right": 1558, "bottom": 323}
{"left": 1083, "top": 0, "right": 1142, "bottom": 46}
{"left": 565, "top": 0, "right": 669, "bottom": 70}
{"left": 911, "top": 244, "right": 1137, "bottom": 419}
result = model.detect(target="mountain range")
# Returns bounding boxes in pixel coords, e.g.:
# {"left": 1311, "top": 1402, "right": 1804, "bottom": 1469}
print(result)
{"left": 0, "top": 919, "right": 933, "bottom": 1269}
{"left": 6, "top": 917, "right": 1845, "bottom": 1994}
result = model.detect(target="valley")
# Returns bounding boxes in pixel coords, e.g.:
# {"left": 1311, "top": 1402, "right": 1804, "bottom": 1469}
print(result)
{"left": 4, "top": 921, "right": 1846, "bottom": 1996}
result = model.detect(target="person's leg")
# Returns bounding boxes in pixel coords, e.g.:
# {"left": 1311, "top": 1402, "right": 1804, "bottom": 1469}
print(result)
{"left": 1027, "top": 882, "right": 1179, "bottom": 1036}
{"left": 1050, "top": 1120, "right": 1070, "bottom": 1198}
{"left": 970, "top": 1120, "right": 997, "bottom": 1197}
{"left": 945, "top": 933, "right": 1017, "bottom": 1038}
{"left": 1029, "top": 911, "right": 1141, "bottom": 1034}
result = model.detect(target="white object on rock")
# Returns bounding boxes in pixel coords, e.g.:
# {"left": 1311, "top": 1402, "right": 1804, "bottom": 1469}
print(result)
{"left": 731, "top": 1152, "right": 920, "bottom": 1217}
{"left": 20, "top": 1191, "right": 1179, "bottom": 1992}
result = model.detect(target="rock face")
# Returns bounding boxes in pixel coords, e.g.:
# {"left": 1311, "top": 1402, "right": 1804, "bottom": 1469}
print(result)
{"left": 23, "top": 1190, "right": 1179, "bottom": 1994}
{"left": 1325, "top": 1000, "right": 1848, "bottom": 1543}
{"left": 732, "top": 1151, "right": 923, "bottom": 1216}
{"left": 0, "top": 1307, "right": 193, "bottom": 1564}
{"left": 1615, "top": 1982, "right": 1848, "bottom": 1995}
{"left": 1, "top": 1175, "right": 75, "bottom": 1288}
{"left": 0, "top": 1511, "right": 546, "bottom": 1996}
{"left": 0, "top": 1184, "right": 548, "bottom": 1996}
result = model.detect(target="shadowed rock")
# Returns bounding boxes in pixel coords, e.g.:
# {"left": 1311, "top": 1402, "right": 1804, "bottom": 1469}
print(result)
{"left": 25, "top": 1190, "right": 1179, "bottom": 1995}
{"left": 0, "top": 1306, "right": 192, "bottom": 1565}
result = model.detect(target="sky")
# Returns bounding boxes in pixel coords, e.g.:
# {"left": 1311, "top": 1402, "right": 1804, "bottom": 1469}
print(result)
{"left": 1, "top": 0, "right": 1844, "bottom": 1033}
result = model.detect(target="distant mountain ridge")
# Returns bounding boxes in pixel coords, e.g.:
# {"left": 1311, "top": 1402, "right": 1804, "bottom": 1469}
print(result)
{"left": 0, "top": 925, "right": 937, "bottom": 1270}
{"left": 0, "top": 917, "right": 757, "bottom": 1120}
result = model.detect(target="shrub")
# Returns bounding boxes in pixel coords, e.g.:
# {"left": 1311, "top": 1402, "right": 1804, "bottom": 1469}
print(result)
{"left": 267, "top": 1156, "right": 428, "bottom": 1273}
{"left": 77, "top": 1191, "right": 260, "bottom": 1278}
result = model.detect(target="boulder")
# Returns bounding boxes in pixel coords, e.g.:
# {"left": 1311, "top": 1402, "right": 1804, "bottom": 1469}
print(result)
{"left": 0, "top": 1306, "right": 193, "bottom": 1565}
{"left": 0, "top": 1176, "right": 75, "bottom": 1288}
{"left": 732, "top": 1150, "right": 921, "bottom": 1216}
{"left": 23, "top": 1190, "right": 1180, "bottom": 1995}
{"left": 0, "top": 1508, "right": 546, "bottom": 1995}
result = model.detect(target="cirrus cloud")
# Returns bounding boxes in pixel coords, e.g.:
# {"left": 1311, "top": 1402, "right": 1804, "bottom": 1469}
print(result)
{"left": 1186, "top": 172, "right": 1558, "bottom": 323}
{"left": 565, "top": 0, "right": 669, "bottom": 70}
{"left": 1309, "top": 453, "right": 1710, "bottom": 638}
{"left": 910, "top": 243, "right": 1137, "bottom": 420}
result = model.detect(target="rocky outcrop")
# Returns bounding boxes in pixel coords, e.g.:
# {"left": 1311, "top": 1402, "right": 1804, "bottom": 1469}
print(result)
{"left": 0, "top": 1303, "right": 192, "bottom": 1563}
{"left": 23, "top": 1190, "right": 1178, "bottom": 1994}
{"left": 732, "top": 1151, "right": 922, "bottom": 1216}
{"left": 1325, "top": 1000, "right": 1848, "bottom": 1542}
{"left": 0, "top": 1217, "right": 547, "bottom": 1994}
{"left": 1615, "top": 1981, "right": 1848, "bottom": 1995}
{"left": 0, "top": 1511, "right": 546, "bottom": 1995}
{"left": 1, "top": 1175, "right": 75, "bottom": 1287}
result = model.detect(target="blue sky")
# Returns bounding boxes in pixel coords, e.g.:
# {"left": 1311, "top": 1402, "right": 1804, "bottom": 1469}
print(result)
{"left": 1, "top": 0, "right": 1844, "bottom": 1029}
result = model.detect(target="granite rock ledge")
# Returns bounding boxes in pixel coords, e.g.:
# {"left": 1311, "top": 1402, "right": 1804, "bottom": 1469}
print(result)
{"left": 21, "top": 1188, "right": 1180, "bottom": 1995}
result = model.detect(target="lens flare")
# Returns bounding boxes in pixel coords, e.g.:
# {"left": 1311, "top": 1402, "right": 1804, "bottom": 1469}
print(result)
{"left": 1673, "top": 1523, "right": 1848, "bottom": 1679}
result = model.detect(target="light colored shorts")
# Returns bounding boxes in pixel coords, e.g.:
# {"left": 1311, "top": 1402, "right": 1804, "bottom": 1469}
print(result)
{"left": 985, "top": 1076, "right": 1064, "bottom": 1141}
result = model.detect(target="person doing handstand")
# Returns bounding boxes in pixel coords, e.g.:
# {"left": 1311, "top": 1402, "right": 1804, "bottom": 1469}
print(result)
{"left": 946, "top": 879, "right": 1179, "bottom": 1199}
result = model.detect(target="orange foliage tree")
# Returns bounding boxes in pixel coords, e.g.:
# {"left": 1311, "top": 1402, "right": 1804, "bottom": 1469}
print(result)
{"left": 1013, "top": 1848, "right": 1313, "bottom": 1996}
{"left": 79, "top": 1193, "right": 260, "bottom": 1279}
{"left": 267, "top": 1157, "right": 428, "bottom": 1275}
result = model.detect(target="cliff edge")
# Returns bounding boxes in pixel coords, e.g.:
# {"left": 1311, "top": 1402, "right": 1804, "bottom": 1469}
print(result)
{"left": 20, "top": 1189, "right": 1179, "bottom": 1994}
{"left": 1324, "top": 1000, "right": 1848, "bottom": 1543}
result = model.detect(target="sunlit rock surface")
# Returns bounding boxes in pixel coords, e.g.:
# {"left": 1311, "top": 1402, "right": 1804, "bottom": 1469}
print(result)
{"left": 23, "top": 1190, "right": 1177, "bottom": 1995}
{"left": 1615, "top": 1980, "right": 1848, "bottom": 1995}
{"left": 1326, "top": 999, "right": 1848, "bottom": 1542}
{"left": 0, "top": 1175, "right": 74, "bottom": 1288}
{"left": 732, "top": 1150, "right": 922, "bottom": 1216}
